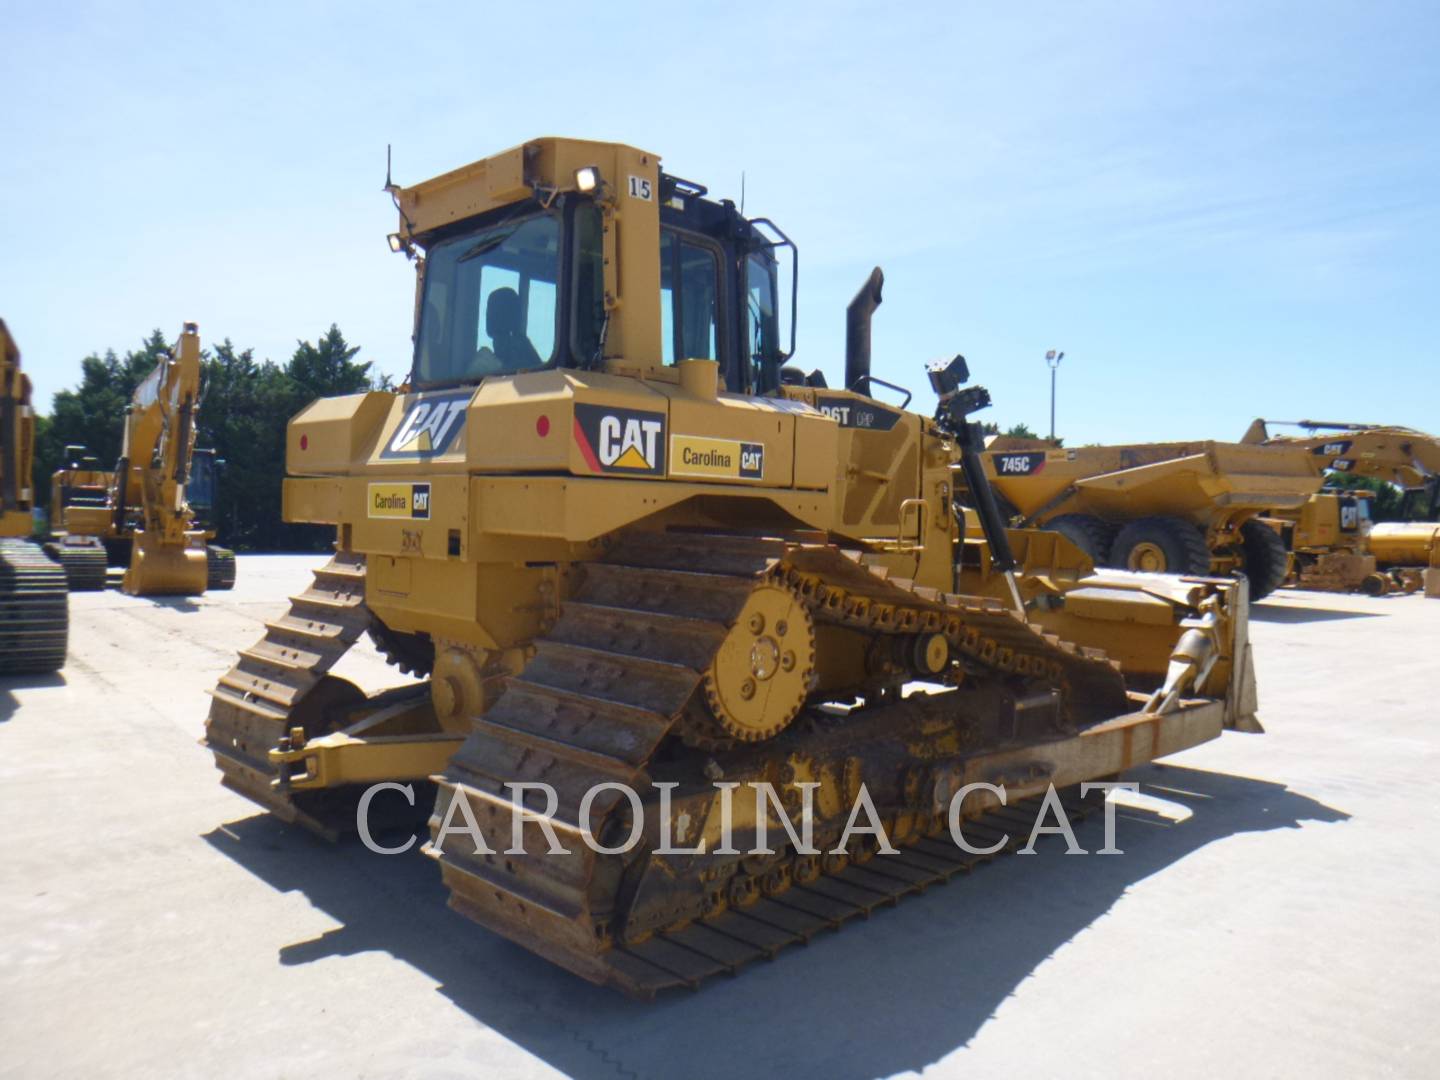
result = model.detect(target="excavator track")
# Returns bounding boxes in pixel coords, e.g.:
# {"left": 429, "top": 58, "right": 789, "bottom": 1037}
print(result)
{"left": 205, "top": 545, "right": 237, "bottom": 591}
{"left": 431, "top": 529, "right": 1131, "bottom": 994}
{"left": 46, "top": 541, "right": 107, "bottom": 591}
{"left": 0, "top": 538, "right": 68, "bottom": 674}
{"left": 203, "top": 551, "right": 370, "bottom": 838}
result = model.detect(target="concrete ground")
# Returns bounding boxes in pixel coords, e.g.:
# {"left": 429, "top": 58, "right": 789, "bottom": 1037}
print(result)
{"left": 2, "top": 555, "right": 1438, "bottom": 1079}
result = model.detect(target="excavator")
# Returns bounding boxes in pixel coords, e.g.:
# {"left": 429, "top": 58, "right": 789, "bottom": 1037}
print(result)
{"left": 0, "top": 319, "right": 68, "bottom": 674}
{"left": 52, "top": 324, "right": 235, "bottom": 596}
{"left": 45, "top": 447, "right": 113, "bottom": 590}
{"left": 1243, "top": 420, "right": 1440, "bottom": 593}
{"left": 205, "top": 138, "right": 1262, "bottom": 996}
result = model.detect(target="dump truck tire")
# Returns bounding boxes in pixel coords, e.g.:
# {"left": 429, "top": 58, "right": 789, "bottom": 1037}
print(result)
{"left": 1109, "top": 516, "right": 1211, "bottom": 575}
{"left": 1238, "top": 519, "right": 1288, "bottom": 601}
{"left": 1045, "top": 514, "right": 1115, "bottom": 563}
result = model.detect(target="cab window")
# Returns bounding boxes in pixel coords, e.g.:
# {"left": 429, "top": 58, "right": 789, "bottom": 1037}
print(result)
{"left": 745, "top": 252, "right": 781, "bottom": 393}
{"left": 571, "top": 205, "right": 605, "bottom": 364}
{"left": 415, "top": 213, "right": 560, "bottom": 386}
{"left": 660, "top": 230, "right": 720, "bottom": 365}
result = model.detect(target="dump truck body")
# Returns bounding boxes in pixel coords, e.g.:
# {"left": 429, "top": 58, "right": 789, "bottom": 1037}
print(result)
{"left": 983, "top": 436, "right": 1322, "bottom": 599}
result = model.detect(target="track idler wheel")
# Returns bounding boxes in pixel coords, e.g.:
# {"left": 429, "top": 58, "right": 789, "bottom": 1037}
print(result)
{"left": 701, "top": 584, "right": 815, "bottom": 743}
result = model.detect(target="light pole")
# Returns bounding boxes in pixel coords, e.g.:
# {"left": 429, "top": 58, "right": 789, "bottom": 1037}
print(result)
{"left": 1046, "top": 349, "right": 1065, "bottom": 442}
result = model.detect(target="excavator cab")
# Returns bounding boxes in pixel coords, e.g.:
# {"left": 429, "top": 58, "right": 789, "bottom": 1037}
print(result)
{"left": 187, "top": 449, "right": 223, "bottom": 532}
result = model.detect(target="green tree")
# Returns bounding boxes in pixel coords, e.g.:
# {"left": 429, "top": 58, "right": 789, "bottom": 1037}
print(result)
{"left": 978, "top": 421, "right": 1063, "bottom": 447}
{"left": 195, "top": 340, "right": 295, "bottom": 549}
{"left": 286, "top": 324, "right": 372, "bottom": 403}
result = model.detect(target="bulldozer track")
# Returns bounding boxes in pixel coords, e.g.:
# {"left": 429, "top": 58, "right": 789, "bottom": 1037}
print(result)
{"left": 566, "top": 786, "right": 1096, "bottom": 997}
{"left": 432, "top": 529, "right": 1129, "bottom": 995}
{"left": 203, "top": 550, "right": 369, "bottom": 838}
{"left": 0, "top": 538, "right": 68, "bottom": 674}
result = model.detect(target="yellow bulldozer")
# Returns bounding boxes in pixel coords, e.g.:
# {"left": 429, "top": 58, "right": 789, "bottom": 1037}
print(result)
{"left": 205, "top": 138, "right": 1262, "bottom": 995}
{"left": 0, "top": 319, "right": 68, "bottom": 674}
{"left": 981, "top": 434, "right": 1322, "bottom": 600}
{"left": 1243, "top": 420, "right": 1440, "bottom": 594}
{"left": 47, "top": 324, "right": 235, "bottom": 596}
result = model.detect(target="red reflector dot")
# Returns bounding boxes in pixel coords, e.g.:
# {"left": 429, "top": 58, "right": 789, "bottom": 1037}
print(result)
{"left": 300, "top": 435, "right": 309, "bottom": 450}
{"left": 536, "top": 415, "right": 551, "bottom": 437}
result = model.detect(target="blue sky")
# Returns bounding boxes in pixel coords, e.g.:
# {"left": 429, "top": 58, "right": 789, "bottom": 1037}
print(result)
{"left": 3, "top": 1, "right": 1437, "bottom": 444}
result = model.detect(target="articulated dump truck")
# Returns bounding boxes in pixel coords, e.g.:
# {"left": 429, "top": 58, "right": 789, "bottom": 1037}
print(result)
{"left": 205, "top": 138, "right": 1261, "bottom": 996}
{"left": 982, "top": 434, "right": 1323, "bottom": 601}
{"left": 0, "top": 319, "right": 68, "bottom": 674}
{"left": 1244, "top": 420, "right": 1440, "bottom": 595}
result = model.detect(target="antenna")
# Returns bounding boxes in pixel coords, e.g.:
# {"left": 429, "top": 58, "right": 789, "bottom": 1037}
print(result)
{"left": 383, "top": 144, "right": 416, "bottom": 236}
{"left": 740, "top": 171, "right": 746, "bottom": 216}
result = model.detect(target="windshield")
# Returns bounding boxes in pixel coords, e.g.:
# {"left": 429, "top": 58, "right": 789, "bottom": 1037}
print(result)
{"left": 415, "top": 213, "right": 560, "bottom": 386}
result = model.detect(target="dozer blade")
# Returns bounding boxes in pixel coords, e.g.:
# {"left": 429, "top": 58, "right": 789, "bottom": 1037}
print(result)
{"left": 123, "top": 531, "right": 208, "bottom": 596}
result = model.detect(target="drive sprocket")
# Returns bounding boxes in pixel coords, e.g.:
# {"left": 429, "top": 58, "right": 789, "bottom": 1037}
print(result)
{"left": 700, "top": 583, "right": 815, "bottom": 743}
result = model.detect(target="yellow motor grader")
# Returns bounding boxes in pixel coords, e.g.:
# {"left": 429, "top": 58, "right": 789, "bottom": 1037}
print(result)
{"left": 981, "top": 434, "right": 1322, "bottom": 601}
{"left": 205, "top": 138, "right": 1261, "bottom": 996}
{"left": 0, "top": 319, "right": 68, "bottom": 674}
{"left": 1243, "top": 420, "right": 1440, "bottom": 594}
{"left": 50, "top": 325, "right": 235, "bottom": 596}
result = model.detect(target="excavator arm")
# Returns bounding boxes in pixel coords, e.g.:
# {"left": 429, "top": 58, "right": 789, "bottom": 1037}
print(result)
{"left": 1245, "top": 419, "right": 1440, "bottom": 502}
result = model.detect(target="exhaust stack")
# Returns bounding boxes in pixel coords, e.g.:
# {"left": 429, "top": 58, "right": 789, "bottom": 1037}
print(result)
{"left": 845, "top": 267, "right": 884, "bottom": 392}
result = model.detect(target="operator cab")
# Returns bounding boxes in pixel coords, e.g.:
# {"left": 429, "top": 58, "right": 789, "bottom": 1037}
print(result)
{"left": 409, "top": 172, "right": 793, "bottom": 397}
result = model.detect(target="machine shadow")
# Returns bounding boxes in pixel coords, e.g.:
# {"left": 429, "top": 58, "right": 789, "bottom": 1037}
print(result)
{"left": 203, "top": 763, "right": 1347, "bottom": 1080}
{"left": 145, "top": 596, "right": 203, "bottom": 613}
{"left": 0, "top": 671, "right": 67, "bottom": 721}
{"left": 1251, "top": 603, "right": 1382, "bottom": 623}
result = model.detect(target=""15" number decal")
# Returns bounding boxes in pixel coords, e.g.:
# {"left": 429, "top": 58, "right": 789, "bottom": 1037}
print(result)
{"left": 627, "top": 175, "right": 653, "bottom": 201}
